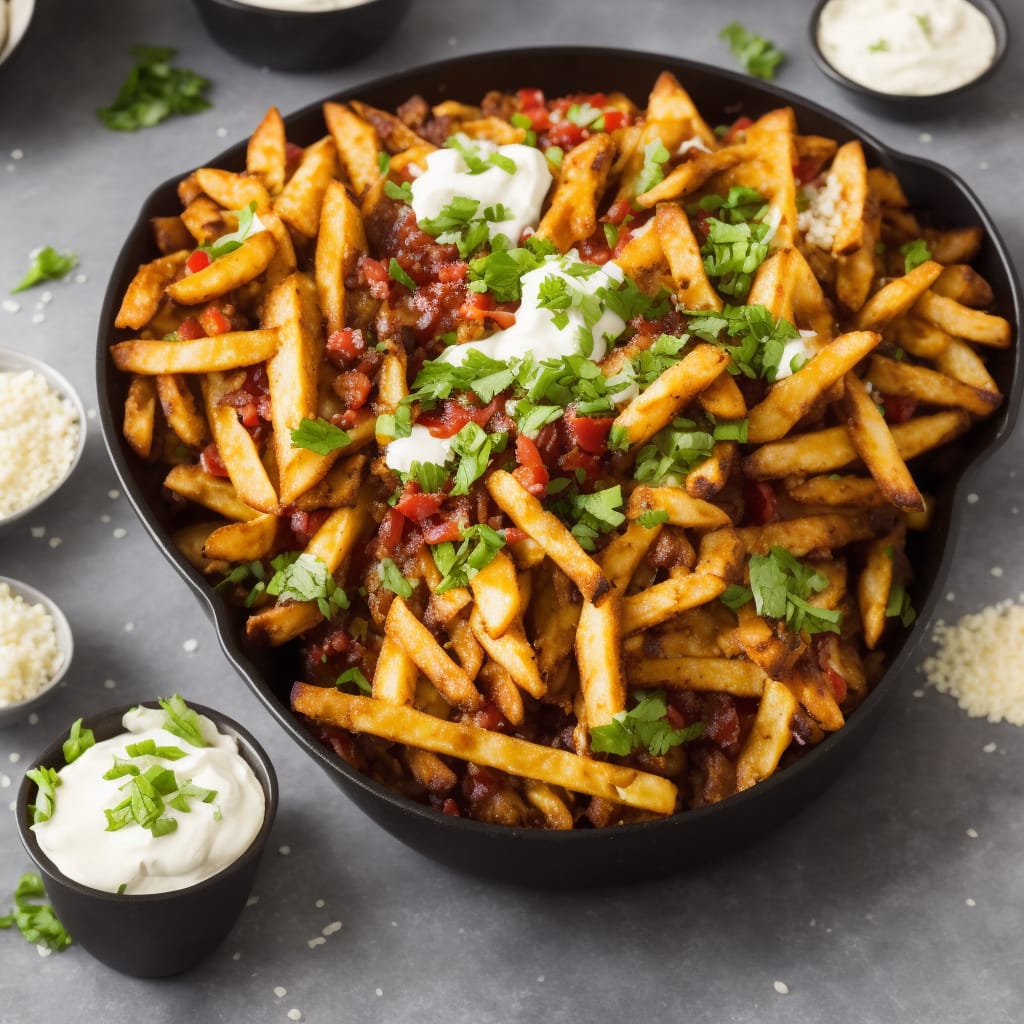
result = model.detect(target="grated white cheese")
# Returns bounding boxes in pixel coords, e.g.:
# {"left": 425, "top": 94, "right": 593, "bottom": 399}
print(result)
{"left": 0, "top": 370, "right": 79, "bottom": 518}
{"left": 0, "top": 582, "right": 62, "bottom": 706}
{"left": 922, "top": 600, "right": 1024, "bottom": 725}
{"left": 797, "top": 171, "right": 844, "bottom": 250}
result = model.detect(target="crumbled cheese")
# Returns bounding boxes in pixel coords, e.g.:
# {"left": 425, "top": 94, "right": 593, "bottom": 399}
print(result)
{"left": 322, "top": 921, "right": 342, "bottom": 936}
{"left": 0, "top": 582, "right": 62, "bottom": 706}
{"left": 922, "top": 600, "right": 1024, "bottom": 724}
{"left": 0, "top": 370, "right": 79, "bottom": 518}
{"left": 773, "top": 981, "right": 790, "bottom": 995}
{"left": 797, "top": 171, "right": 844, "bottom": 250}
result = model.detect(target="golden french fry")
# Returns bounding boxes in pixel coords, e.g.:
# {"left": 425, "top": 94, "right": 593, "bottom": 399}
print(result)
{"left": 628, "top": 656, "right": 767, "bottom": 697}
{"left": 166, "top": 231, "right": 277, "bottom": 306}
{"left": 858, "top": 531, "right": 900, "bottom": 650}
{"left": 469, "top": 607, "right": 546, "bottom": 699}
{"left": 163, "top": 464, "right": 261, "bottom": 522}
{"left": 315, "top": 180, "right": 368, "bottom": 336}
{"left": 888, "top": 314, "right": 952, "bottom": 359}
{"left": 694, "top": 527, "right": 746, "bottom": 582}
{"left": 736, "top": 679, "right": 798, "bottom": 791}
{"left": 123, "top": 374, "right": 157, "bottom": 458}
{"left": 155, "top": 374, "right": 207, "bottom": 449}
{"left": 867, "top": 354, "right": 1001, "bottom": 418}
{"left": 923, "top": 225, "right": 983, "bottom": 264}
{"left": 530, "top": 567, "right": 582, "bottom": 695}
{"left": 598, "top": 520, "right": 662, "bottom": 589}
{"left": 247, "top": 106, "right": 286, "bottom": 195}
{"left": 291, "top": 684, "right": 678, "bottom": 815}
{"left": 828, "top": 140, "right": 867, "bottom": 255}
{"left": 202, "top": 513, "right": 279, "bottom": 562}
{"left": 787, "top": 475, "right": 886, "bottom": 507}
{"left": 913, "top": 290, "right": 1012, "bottom": 348}
{"left": 373, "top": 633, "right": 419, "bottom": 705}
{"left": 180, "top": 196, "right": 227, "bottom": 244}
{"left": 387, "top": 596, "right": 483, "bottom": 711}
{"left": 115, "top": 252, "right": 188, "bottom": 330}
{"left": 275, "top": 136, "right": 338, "bottom": 239}
{"left": 842, "top": 372, "right": 923, "bottom": 511}
{"left": 468, "top": 550, "right": 520, "bottom": 639}
{"left": 933, "top": 338, "right": 1000, "bottom": 395}
{"left": 522, "top": 779, "right": 573, "bottom": 829}
{"left": 478, "top": 661, "right": 525, "bottom": 727}
{"left": 350, "top": 99, "right": 429, "bottom": 153}
{"left": 747, "top": 330, "right": 882, "bottom": 443}
{"left": 447, "top": 615, "right": 485, "bottom": 681}
{"left": 626, "top": 485, "right": 732, "bottom": 529}
{"left": 259, "top": 210, "right": 298, "bottom": 291}
{"left": 612, "top": 343, "right": 729, "bottom": 447}
{"left": 685, "top": 441, "right": 738, "bottom": 502}
{"left": 194, "top": 167, "right": 271, "bottom": 211}
{"left": 535, "top": 133, "right": 612, "bottom": 252}
{"left": 635, "top": 148, "right": 747, "bottom": 208}
{"left": 853, "top": 260, "right": 944, "bottom": 330}
{"left": 736, "top": 511, "right": 886, "bottom": 557}
{"left": 621, "top": 573, "right": 726, "bottom": 635}
{"left": 173, "top": 522, "right": 229, "bottom": 576}
{"left": 575, "top": 594, "right": 625, "bottom": 728}
{"left": 655, "top": 202, "right": 722, "bottom": 311}
{"left": 699, "top": 373, "right": 747, "bottom": 419}
{"left": 111, "top": 330, "right": 278, "bottom": 375}
{"left": 487, "top": 471, "right": 610, "bottom": 606}
{"left": 932, "top": 264, "right": 995, "bottom": 308}
{"left": 323, "top": 101, "right": 382, "bottom": 197}
{"left": 611, "top": 221, "right": 674, "bottom": 296}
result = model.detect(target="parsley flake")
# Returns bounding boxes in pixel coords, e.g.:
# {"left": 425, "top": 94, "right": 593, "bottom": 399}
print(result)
{"left": 0, "top": 873, "right": 71, "bottom": 952}
{"left": 719, "top": 22, "right": 785, "bottom": 80}
{"left": 11, "top": 246, "right": 78, "bottom": 293}
{"left": 290, "top": 417, "right": 351, "bottom": 455}
{"left": 432, "top": 524, "right": 508, "bottom": 594}
{"left": 900, "top": 239, "right": 933, "bottom": 274}
{"left": 265, "top": 552, "right": 349, "bottom": 619}
{"left": 591, "top": 690, "right": 704, "bottom": 757}
{"left": 378, "top": 557, "right": 416, "bottom": 599}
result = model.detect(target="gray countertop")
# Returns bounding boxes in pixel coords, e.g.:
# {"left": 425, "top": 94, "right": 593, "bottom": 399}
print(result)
{"left": 1, "top": 1, "right": 1023, "bottom": 1021}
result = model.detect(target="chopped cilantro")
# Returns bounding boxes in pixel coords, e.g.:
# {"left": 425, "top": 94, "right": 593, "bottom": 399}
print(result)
{"left": 200, "top": 201, "right": 259, "bottom": 260}
{"left": 682, "top": 304, "right": 799, "bottom": 382}
{"left": 634, "top": 419, "right": 715, "bottom": 486}
{"left": 637, "top": 509, "right": 670, "bottom": 529}
{"left": 264, "top": 552, "right": 349, "bottom": 619}
{"left": 0, "top": 873, "right": 71, "bottom": 952}
{"left": 900, "top": 239, "right": 933, "bottom": 274}
{"left": 290, "top": 417, "right": 351, "bottom": 455}
{"left": 157, "top": 694, "right": 208, "bottom": 747}
{"left": 388, "top": 257, "right": 417, "bottom": 292}
{"left": 745, "top": 546, "right": 843, "bottom": 634}
{"left": 336, "top": 667, "right": 371, "bottom": 695}
{"left": 432, "top": 524, "right": 508, "bottom": 594}
{"left": 61, "top": 718, "right": 96, "bottom": 764}
{"left": 885, "top": 582, "right": 916, "bottom": 627}
{"left": 378, "top": 557, "right": 416, "bottom": 599}
{"left": 590, "top": 690, "right": 704, "bottom": 756}
{"left": 385, "top": 179, "right": 413, "bottom": 203}
{"left": 719, "top": 22, "right": 785, "bottom": 80}
{"left": 11, "top": 246, "right": 77, "bottom": 293}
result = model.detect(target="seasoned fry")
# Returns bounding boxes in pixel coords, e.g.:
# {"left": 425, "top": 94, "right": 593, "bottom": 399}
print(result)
{"left": 115, "top": 252, "right": 188, "bottom": 330}
{"left": 165, "top": 231, "right": 277, "bottom": 306}
{"left": 274, "top": 136, "right": 338, "bottom": 239}
{"left": 735, "top": 679, "right": 799, "bottom": 791}
{"left": 913, "top": 290, "right": 1012, "bottom": 348}
{"left": 576, "top": 595, "right": 625, "bottom": 728}
{"left": 111, "top": 331, "right": 279, "bottom": 375}
{"left": 155, "top": 374, "right": 207, "bottom": 449}
{"left": 853, "top": 260, "right": 944, "bottom": 330}
{"left": 315, "top": 180, "right": 368, "bottom": 336}
{"left": 535, "top": 133, "right": 614, "bottom": 252}
{"left": 247, "top": 106, "right": 286, "bottom": 195}
{"left": 202, "top": 513, "right": 279, "bottom": 562}
{"left": 123, "top": 374, "right": 157, "bottom": 458}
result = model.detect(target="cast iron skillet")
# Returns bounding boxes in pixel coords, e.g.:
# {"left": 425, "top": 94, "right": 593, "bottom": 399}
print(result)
{"left": 97, "top": 48, "right": 1022, "bottom": 887}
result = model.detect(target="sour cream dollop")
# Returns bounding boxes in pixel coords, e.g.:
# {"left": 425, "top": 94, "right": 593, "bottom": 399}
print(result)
{"left": 816, "top": 0, "right": 997, "bottom": 97}
{"left": 32, "top": 706, "right": 265, "bottom": 895}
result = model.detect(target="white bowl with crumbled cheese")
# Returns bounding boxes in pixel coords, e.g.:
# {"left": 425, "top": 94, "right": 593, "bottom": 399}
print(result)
{"left": 0, "top": 576, "right": 73, "bottom": 723}
{"left": 0, "top": 349, "right": 86, "bottom": 528}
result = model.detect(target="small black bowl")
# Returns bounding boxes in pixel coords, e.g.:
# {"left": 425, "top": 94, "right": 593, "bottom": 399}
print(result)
{"left": 808, "top": 0, "right": 1010, "bottom": 117}
{"left": 191, "top": 0, "right": 413, "bottom": 72}
{"left": 16, "top": 701, "right": 278, "bottom": 977}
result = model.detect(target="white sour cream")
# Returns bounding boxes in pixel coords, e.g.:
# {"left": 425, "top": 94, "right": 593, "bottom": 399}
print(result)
{"left": 410, "top": 137, "right": 552, "bottom": 249}
{"left": 33, "top": 707, "right": 265, "bottom": 895}
{"left": 231, "top": 0, "right": 377, "bottom": 11}
{"left": 384, "top": 255, "right": 627, "bottom": 474}
{"left": 775, "top": 331, "right": 822, "bottom": 381}
{"left": 817, "top": 0, "right": 997, "bottom": 96}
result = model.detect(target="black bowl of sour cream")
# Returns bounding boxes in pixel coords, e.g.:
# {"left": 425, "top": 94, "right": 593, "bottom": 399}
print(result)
{"left": 809, "top": 0, "right": 1009, "bottom": 114}
{"left": 16, "top": 700, "right": 278, "bottom": 977}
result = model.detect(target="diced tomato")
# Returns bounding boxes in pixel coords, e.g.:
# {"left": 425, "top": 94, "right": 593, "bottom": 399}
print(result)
{"left": 743, "top": 478, "right": 777, "bottom": 525}
{"left": 358, "top": 255, "right": 391, "bottom": 301}
{"left": 417, "top": 398, "right": 498, "bottom": 439}
{"left": 378, "top": 507, "right": 406, "bottom": 555}
{"left": 441, "top": 798, "right": 461, "bottom": 816}
{"left": 794, "top": 156, "right": 823, "bottom": 186}
{"left": 693, "top": 207, "right": 713, "bottom": 240}
{"left": 333, "top": 370, "right": 372, "bottom": 411}
{"left": 239, "top": 403, "right": 260, "bottom": 429}
{"left": 459, "top": 292, "right": 516, "bottom": 329}
{"left": 824, "top": 664, "right": 848, "bottom": 704}
{"left": 557, "top": 447, "right": 602, "bottom": 487}
{"left": 603, "top": 199, "right": 633, "bottom": 226}
{"left": 600, "top": 109, "right": 628, "bottom": 131}
{"left": 546, "top": 120, "right": 585, "bottom": 150}
{"left": 419, "top": 515, "right": 464, "bottom": 544}
{"left": 502, "top": 527, "right": 527, "bottom": 545}
{"left": 513, "top": 465, "right": 549, "bottom": 496}
{"left": 577, "top": 231, "right": 613, "bottom": 265}
{"left": 326, "top": 327, "right": 366, "bottom": 362}
{"left": 533, "top": 422, "right": 562, "bottom": 468}
{"left": 438, "top": 260, "right": 468, "bottom": 283}
{"left": 290, "top": 509, "right": 330, "bottom": 544}
{"left": 515, "top": 434, "right": 544, "bottom": 468}
{"left": 177, "top": 316, "right": 205, "bottom": 340}
{"left": 883, "top": 394, "right": 918, "bottom": 425}
{"left": 185, "top": 250, "right": 211, "bottom": 275}
{"left": 285, "top": 141, "right": 305, "bottom": 167}
{"left": 565, "top": 407, "right": 614, "bottom": 455}
{"left": 517, "top": 88, "right": 546, "bottom": 110}
{"left": 721, "top": 115, "right": 753, "bottom": 145}
{"left": 198, "top": 305, "right": 231, "bottom": 336}
{"left": 200, "top": 443, "right": 229, "bottom": 478}
{"left": 394, "top": 489, "right": 445, "bottom": 522}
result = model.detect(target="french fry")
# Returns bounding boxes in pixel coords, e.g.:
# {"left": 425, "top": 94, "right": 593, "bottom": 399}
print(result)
{"left": 858, "top": 531, "right": 899, "bottom": 650}
{"left": 747, "top": 330, "right": 882, "bottom": 443}
{"left": 373, "top": 633, "right": 419, "bottom": 706}
{"left": 181, "top": 195, "right": 227, "bottom": 244}
{"left": 173, "top": 522, "right": 229, "bottom": 576}
{"left": 913, "top": 290, "right": 1012, "bottom": 348}
{"left": 932, "top": 264, "right": 995, "bottom": 308}
{"left": 887, "top": 314, "right": 952, "bottom": 359}
{"left": 635, "top": 148, "right": 747, "bottom": 208}
{"left": 315, "top": 180, "right": 368, "bottom": 336}
{"left": 202, "top": 513, "right": 279, "bottom": 562}
{"left": 853, "top": 260, "right": 944, "bottom": 330}
{"left": 685, "top": 441, "right": 738, "bottom": 501}
{"left": 488, "top": 471, "right": 610, "bottom": 605}
{"left": 842, "top": 372, "right": 923, "bottom": 511}
{"left": 387, "top": 597, "right": 483, "bottom": 711}
{"left": 123, "top": 374, "right": 157, "bottom": 458}
{"left": 468, "top": 550, "right": 520, "bottom": 638}
{"left": 736, "top": 511, "right": 885, "bottom": 557}
{"left": 626, "top": 485, "right": 732, "bottom": 529}
{"left": 291, "top": 684, "right": 678, "bottom": 815}
{"left": 828, "top": 140, "right": 867, "bottom": 255}
{"left": 655, "top": 202, "right": 722, "bottom": 310}
{"left": 111, "top": 330, "right": 279, "bottom": 375}
{"left": 246, "top": 106, "right": 286, "bottom": 195}
{"left": 933, "top": 338, "right": 1000, "bottom": 395}
{"left": 165, "top": 231, "right": 277, "bottom": 306}
{"left": 621, "top": 572, "right": 726, "bottom": 635}
{"left": 628, "top": 656, "right": 767, "bottom": 697}
{"left": 323, "top": 101, "right": 382, "bottom": 197}
{"left": 163, "top": 464, "right": 260, "bottom": 522}
{"left": 735, "top": 679, "right": 798, "bottom": 791}
{"left": 478, "top": 662, "right": 525, "bottom": 727}
{"left": 274, "top": 136, "right": 338, "bottom": 239}
{"left": 611, "top": 343, "right": 729, "bottom": 447}
{"left": 575, "top": 594, "right": 625, "bottom": 728}
{"left": 787, "top": 475, "right": 886, "bottom": 507}
{"left": 530, "top": 567, "right": 582, "bottom": 695}
{"left": 534, "top": 133, "right": 613, "bottom": 252}
{"left": 350, "top": 99, "right": 427, "bottom": 154}
{"left": 866, "top": 354, "right": 1001, "bottom": 417}
{"left": 115, "top": 252, "right": 188, "bottom": 330}
{"left": 469, "top": 607, "right": 546, "bottom": 699}
{"left": 155, "top": 374, "right": 207, "bottom": 449}
{"left": 194, "top": 167, "right": 271, "bottom": 211}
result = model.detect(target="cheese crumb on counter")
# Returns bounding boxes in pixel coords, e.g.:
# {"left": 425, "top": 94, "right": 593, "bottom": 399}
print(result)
{"left": 0, "top": 582, "right": 62, "bottom": 706}
{"left": 0, "top": 370, "right": 79, "bottom": 518}
{"left": 923, "top": 600, "right": 1024, "bottom": 725}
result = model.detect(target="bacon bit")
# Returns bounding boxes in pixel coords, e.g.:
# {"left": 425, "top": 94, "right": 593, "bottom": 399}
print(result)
{"left": 883, "top": 394, "right": 917, "bottom": 425}
{"left": 200, "top": 442, "right": 229, "bottom": 478}
{"left": 467, "top": 701, "right": 510, "bottom": 734}
{"left": 332, "top": 370, "right": 372, "bottom": 411}
{"left": 702, "top": 693, "right": 741, "bottom": 755}
{"left": 441, "top": 798, "right": 461, "bottom": 816}
{"left": 177, "top": 316, "right": 205, "bottom": 340}
{"left": 185, "top": 250, "right": 211, "bottom": 275}
{"left": 743, "top": 478, "right": 778, "bottom": 525}
{"left": 417, "top": 398, "right": 499, "bottom": 439}
{"left": 502, "top": 527, "right": 527, "bottom": 545}
{"left": 378, "top": 507, "right": 406, "bottom": 555}
{"left": 357, "top": 254, "right": 391, "bottom": 301}
{"left": 326, "top": 327, "right": 366, "bottom": 363}
{"left": 603, "top": 199, "right": 633, "bottom": 226}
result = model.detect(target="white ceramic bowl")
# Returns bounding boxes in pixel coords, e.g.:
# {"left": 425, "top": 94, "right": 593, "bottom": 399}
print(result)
{"left": 0, "top": 348, "right": 87, "bottom": 529}
{"left": 0, "top": 575, "right": 74, "bottom": 725}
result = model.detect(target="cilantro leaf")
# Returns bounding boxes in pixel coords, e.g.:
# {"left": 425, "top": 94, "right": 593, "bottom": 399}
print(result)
{"left": 157, "top": 694, "right": 208, "bottom": 747}
{"left": 634, "top": 419, "right": 715, "bottom": 486}
{"left": 682, "top": 304, "right": 799, "bottom": 382}
{"left": 385, "top": 179, "right": 413, "bottom": 203}
{"left": 336, "top": 667, "right": 372, "bottom": 694}
{"left": 637, "top": 509, "right": 669, "bottom": 529}
{"left": 900, "top": 239, "right": 933, "bottom": 274}
{"left": 432, "top": 524, "right": 508, "bottom": 594}
{"left": 885, "top": 582, "right": 916, "bottom": 627}
{"left": 591, "top": 690, "right": 703, "bottom": 757}
{"left": 0, "top": 873, "right": 71, "bottom": 952}
{"left": 699, "top": 204, "right": 772, "bottom": 300}
{"left": 388, "top": 257, "right": 417, "bottom": 292}
{"left": 200, "top": 201, "right": 258, "bottom": 260}
{"left": 290, "top": 417, "right": 351, "bottom": 455}
{"left": 25, "top": 766, "right": 60, "bottom": 825}
{"left": 560, "top": 485, "right": 626, "bottom": 551}
{"left": 11, "top": 247, "right": 77, "bottom": 293}
{"left": 265, "top": 552, "right": 349, "bottom": 619}
{"left": 719, "top": 22, "right": 785, "bottom": 80}
{"left": 61, "top": 718, "right": 96, "bottom": 764}
{"left": 448, "top": 422, "right": 505, "bottom": 496}
{"left": 97, "top": 45, "right": 211, "bottom": 132}
{"left": 747, "top": 546, "right": 842, "bottom": 634}
{"left": 378, "top": 557, "right": 416, "bottom": 599}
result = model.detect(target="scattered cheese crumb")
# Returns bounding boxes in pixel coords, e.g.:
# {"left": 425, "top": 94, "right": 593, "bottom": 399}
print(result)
{"left": 123, "top": 621, "right": 134, "bottom": 632}
{"left": 287, "top": 1011, "right": 302, "bottom": 1022}
{"left": 965, "top": 898, "right": 976, "bottom": 907}
{"left": 375, "top": 988, "right": 383, "bottom": 998}
{"left": 912, "top": 689, "right": 925, "bottom": 698}
{"left": 983, "top": 741, "right": 997, "bottom": 753}
{"left": 0, "top": 774, "right": 10, "bottom": 789}
{"left": 919, "top": 132, "right": 933, "bottom": 143}
{"left": 923, "top": 600, "right": 1024, "bottom": 724}
{"left": 946, "top": 592, "right": 955, "bottom": 602}
{"left": 11, "top": 149, "right": 24, "bottom": 160}
{"left": 2, "top": 300, "right": 19, "bottom": 314}
{"left": 103, "top": 679, "right": 116, "bottom": 689}
{"left": 0, "top": 370, "right": 79, "bottom": 518}
{"left": 979, "top": 161, "right": 989, "bottom": 171}
{"left": 537, "top": 975, "right": 545, "bottom": 983}
{"left": 279, "top": 845, "right": 291, "bottom": 856}
{"left": 113, "top": 527, "right": 127, "bottom": 539}
{"left": 101, "top": 514, "right": 111, "bottom": 524}
{"left": 216, "top": 127, "right": 228, "bottom": 138}
{"left": 322, "top": 921, "right": 342, "bottom": 936}
{"left": 74, "top": 273, "right": 88, "bottom": 285}
{"left": 798, "top": 173, "right": 844, "bottom": 250}
{"left": 86, "top": 408, "right": 97, "bottom": 420}
{"left": 315, "top": 899, "right": 325, "bottom": 909}
{"left": 966, "top": 493, "right": 979, "bottom": 504}
{"left": 773, "top": 981, "right": 790, "bottom": 995}
{"left": 40, "top": 291, "right": 53, "bottom": 305}
{"left": 232, "top": 952, "right": 241, "bottom": 961}
{"left": 108, "top": 489, "right": 120, "bottom": 500}
{"left": 183, "top": 638, "right": 199, "bottom": 653}
{"left": 30, "top": 526, "right": 45, "bottom": 538}
{"left": 273, "top": 987, "right": 287, "bottom": 999}
{"left": 0, "top": 582, "right": 62, "bottom": 706}
{"left": 28, "top": 713, "right": 38, "bottom": 725}
{"left": 307, "top": 937, "right": 326, "bottom": 949}
{"left": 48, "top": 537, "right": 61, "bottom": 549}
{"left": 991, "top": 567, "right": 1004, "bottom": 578}
{"left": 966, "top": 828, "right": 978, "bottom": 839}
{"left": 246, "top": 895, "right": 259, "bottom": 907}
{"left": 31, "top": 313, "right": 45, "bottom": 325}
{"left": 9, "top": 752, "right": 21, "bottom": 764}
